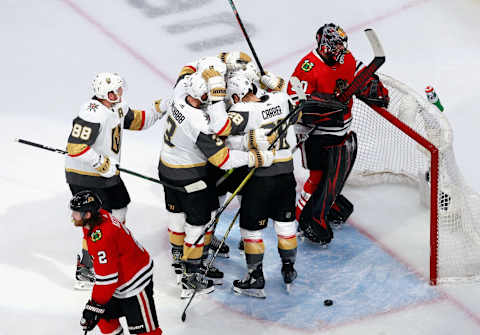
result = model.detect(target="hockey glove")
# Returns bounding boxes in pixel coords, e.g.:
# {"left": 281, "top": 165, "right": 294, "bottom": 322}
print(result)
{"left": 202, "top": 69, "right": 226, "bottom": 103}
{"left": 248, "top": 149, "right": 275, "bottom": 168}
{"left": 92, "top": 154, "right": 117, "bottom": 178}
{"left": 260, "top": 72, "right": 286, "bottom": 92}
{"left": 243, "top": 129, "right": 277, "bottom": 151}
{"left": 356, "top": 74, "right": 390, "bottom": 108}
{"left": 80, "top": 299, "right": 106, "bottom": 331}
{"left": 220, "top": 51, "right": 252, "bottom": 72}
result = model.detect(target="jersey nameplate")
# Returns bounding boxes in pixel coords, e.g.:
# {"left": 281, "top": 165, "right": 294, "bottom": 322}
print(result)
{"left": 172, "top": 106, "right": 185, "bottom": 124}
{"left": 262, "top": 105, "right": 282, "bottom": 120}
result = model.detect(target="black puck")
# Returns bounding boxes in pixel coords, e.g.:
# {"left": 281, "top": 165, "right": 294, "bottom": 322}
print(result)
{"left": 323, "top": 299, "right": 333, "bottom": 306}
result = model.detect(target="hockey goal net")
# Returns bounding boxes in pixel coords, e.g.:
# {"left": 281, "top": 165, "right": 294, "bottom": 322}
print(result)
{"left": 348, "top": 74, "right": 480, "bottom": 285}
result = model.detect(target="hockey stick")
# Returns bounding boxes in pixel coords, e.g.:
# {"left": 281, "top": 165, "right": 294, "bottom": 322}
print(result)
{"left": 226, "top": 0, "right": 265, "bottom": 75}
{"left": 181, "top": 208, "right": 240, "bottom": 322}
{"left": 15, "top": 138, "right": 207, "bottom": 193}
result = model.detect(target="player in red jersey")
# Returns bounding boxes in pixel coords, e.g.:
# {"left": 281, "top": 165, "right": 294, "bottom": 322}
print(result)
{"left": 70, "top": 190, "right": 162, "bottom": 335}
{"left": 287, "top": 23, "right": 389, "bottom": 245}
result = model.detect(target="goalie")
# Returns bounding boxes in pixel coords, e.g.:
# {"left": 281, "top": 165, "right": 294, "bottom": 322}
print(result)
{"left": 287, "top": 23, "right": 389, "bottom": 245}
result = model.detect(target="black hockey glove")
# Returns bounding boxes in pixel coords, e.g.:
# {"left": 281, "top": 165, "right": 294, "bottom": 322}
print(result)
{"left": 356, "top": 74, "right": 390, "bottom": 108}
{"left": 80, "top": 299, "right": 106, "bottom": 331}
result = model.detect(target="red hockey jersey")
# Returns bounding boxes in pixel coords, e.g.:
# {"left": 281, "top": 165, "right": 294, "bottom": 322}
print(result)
{"left": 287, "top": 49, "right": 359, "bottom": 137}
{"left": 83, "top": 209, "right": 153, "bottom": 304}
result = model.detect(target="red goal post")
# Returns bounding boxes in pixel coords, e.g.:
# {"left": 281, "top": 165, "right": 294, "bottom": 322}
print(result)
{"left": 348, "top": 74, "right": 480, "bottom": 285}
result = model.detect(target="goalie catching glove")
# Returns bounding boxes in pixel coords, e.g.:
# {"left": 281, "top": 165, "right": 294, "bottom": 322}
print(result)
{"left": 202, "top": 68, "right": 226, "bottom": 102}
{"left": 219, "top": 51, "right": 252, "bottom": 71}
{"left": 248, "top": 149, "right": 275, "bottom": 168}
{"left": 80, "top": 299, "right": 106, "bottom": 331}
{"left": 356, "top": 74, "right": 390, "bottom": 108}
{"left": 92, "top": 154, "right": 118, "bottom": 178}
{"left": 243, "top": 128, "right": 277, "bottom": 150}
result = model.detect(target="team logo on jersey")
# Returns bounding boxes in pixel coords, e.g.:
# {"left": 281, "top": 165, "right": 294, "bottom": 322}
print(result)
{"left": 91, "top": 229, "right": 102, "bottom": 242}
{"left": 88, "top": 103, "right": 99, "bottom": 112}
{"left": 301, "top": 60, "right": 314, "bottom": 72}
{"left": 117, "top": 107, "right": 124, "bottom": 118}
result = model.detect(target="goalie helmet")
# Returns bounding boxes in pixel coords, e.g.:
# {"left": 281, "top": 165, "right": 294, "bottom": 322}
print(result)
{"left": 92, "top": 72, "right": 124, "bottom": 103}
{"left": 185, "top": 72, "right": 208, "bottom": 102}
{"left": 70, "top": 190, "right": 102, "bottom": 214}
{"left": 316, "top": 23, "right": 348, "bottom": 65}
{"left": 226, "top": 73, "right": 253, "bottom": 104}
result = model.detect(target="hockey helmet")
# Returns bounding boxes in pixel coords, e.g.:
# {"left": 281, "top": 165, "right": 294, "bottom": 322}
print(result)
{"left": 197, "top": 56, "right": 227, "bottom": 77}
{"left": 92, "top": 72, "right": 124, "bottom": 103}
{"left": 185, "top": 72, "right": 208, "bottom": 102}
{"left": 226, "top": 72, "right": 253, "bottom": 104}
{"left": 316, "top": 23, "right": 348, "bottom": 65}
{"left": 70, "top": 190, "right": 102, "bottom": 214}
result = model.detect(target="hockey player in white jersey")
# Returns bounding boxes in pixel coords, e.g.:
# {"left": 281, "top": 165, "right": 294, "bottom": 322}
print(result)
{"left": 159, "top": 71, "right": 276, "bottom": 299}
{"left": 65, "top": 72, "right": 166, "bottom": 289}
{"left": 223, "top": 73, "right": 298, "bottom": 297}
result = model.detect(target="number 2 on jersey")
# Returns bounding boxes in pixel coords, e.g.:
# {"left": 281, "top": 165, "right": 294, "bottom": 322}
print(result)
{"left": 164, "top": 115, "right": 177, "bottom": 147}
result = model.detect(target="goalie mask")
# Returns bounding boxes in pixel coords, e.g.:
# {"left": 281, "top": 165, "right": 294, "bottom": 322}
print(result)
{"left": 316, "top": 23, "right": 348, "bottom": 65}
{"left": 92, "top": 72, "right": 124, "bottom": 103}
{"left": 226, "top": 73, "right": 253, "bottom": 105}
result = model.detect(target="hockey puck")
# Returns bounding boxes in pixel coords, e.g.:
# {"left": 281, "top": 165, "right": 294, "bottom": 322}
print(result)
{"left": 323, "top": 299, "right": 333, "bottom": 306}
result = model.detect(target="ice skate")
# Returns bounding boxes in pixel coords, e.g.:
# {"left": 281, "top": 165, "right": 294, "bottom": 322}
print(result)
{"left": 202, "top": 263, "right": 224, "bottom": 285}
{"left": 171, "top": 248, "right": 183, "bottom": 285}
{"left": 181, "top": 264, "right": 215, "bottom": 299}
{"left": 232, "top": 264, "right": 266, "bottom": 299}
{"left": 281, "top": 261, "right": 297, "bottom": 292}
{"left": 209, "top": 234, "right": 230, "bottom": 258}
{"left": 74, "top": 255, "right": 95, "bottom": 290}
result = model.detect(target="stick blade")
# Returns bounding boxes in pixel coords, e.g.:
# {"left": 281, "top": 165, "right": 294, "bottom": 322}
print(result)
{"left": 181, "top": 312, "right": 187, "bottom": 322}
{"left": 184, "top": 180, "right": 207, "bottom": 193}
{"left": 364, "top": 28, "right": 385, "bottom": 59}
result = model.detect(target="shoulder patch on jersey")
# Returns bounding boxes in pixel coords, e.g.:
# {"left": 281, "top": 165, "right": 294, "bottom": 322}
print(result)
{"left": 301, "top": 59, "right": 315, "bottom": 72}
{"left": 91, "top": 229, "right": 102, "bottom": 242}
{"left": 88, "top": 103, "right": 99, "bottom": 112}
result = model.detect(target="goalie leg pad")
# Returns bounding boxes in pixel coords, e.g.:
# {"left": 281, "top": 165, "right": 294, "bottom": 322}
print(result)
{"left": 328, "top": 194, "right": 354, "bottom": 224}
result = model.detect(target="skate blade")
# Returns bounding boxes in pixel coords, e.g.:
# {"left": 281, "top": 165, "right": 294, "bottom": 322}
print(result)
{"left": 209, "top": 278, "right": 224, "bottom": 286}
{"left": 285, "top": 283, "right": 292, "bottom": 293}
{"left": 176, "top": 274, "right": 182, "bottom": 286}
{"left": 232, "top": 286, "right": 266, "bottom": 299}
{"left": 73, "top": 280, "right": 94, "bottom": 291}
{"left": 180, "top": 286, "right": 215, "bottom": 299}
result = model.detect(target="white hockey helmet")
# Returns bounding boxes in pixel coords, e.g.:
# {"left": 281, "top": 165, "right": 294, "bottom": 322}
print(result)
{"left": 197, "top": 56, "right": 227, "bottom": 77}
{"left": 226, "top": 73, "right": 253, "bottom": 104}
{"left": 92, "top": 72, "right": 124, "bottom": 103}
{"left": 185, "top": 72, "right": 208, "bottom": 102}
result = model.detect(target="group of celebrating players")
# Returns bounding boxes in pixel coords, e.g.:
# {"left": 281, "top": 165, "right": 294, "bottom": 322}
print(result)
{"left": 65, "top": 23, "right": 390, "bottom": 335}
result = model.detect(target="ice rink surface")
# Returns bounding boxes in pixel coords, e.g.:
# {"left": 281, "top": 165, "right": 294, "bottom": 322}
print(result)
{"left": 1, "top": 0, "right": 480, "bottom": 334}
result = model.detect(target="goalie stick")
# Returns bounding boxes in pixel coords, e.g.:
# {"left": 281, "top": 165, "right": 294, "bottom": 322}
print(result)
{"left": 15, "top": 138, "right": 207, "bottom": 193}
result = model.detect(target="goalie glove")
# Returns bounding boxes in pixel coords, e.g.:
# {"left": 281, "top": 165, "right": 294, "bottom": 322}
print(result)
{"left": 80, "top": 299, "right": 106, "bottom": 331}
{"left": 260, "top": 72, "right": 286, "bottom": 92}
{"left": 356, "top": 74, "right": 390, "bottom": 108}
{"left": 243, "top": 128, "right": 277, "bottom": 150}
{"left": 248, "top": 149, "right": 275, "bottom": 168}
{"left": 202, "top": 69, "right": 226, "bottom": 102}
{"left": 219, "top": 51, "right": 252, "bottom": 72}
{"left": 92, "top": 154, "right": 118, "bottom": 178}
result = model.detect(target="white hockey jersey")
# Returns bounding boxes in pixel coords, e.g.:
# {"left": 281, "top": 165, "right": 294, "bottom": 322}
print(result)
{"left": 158, "top": 97, "right": 251, "bottom": 181}
{"left": 65, "top": 98, "right": 164, "bottom": 188}
{"left": 227, "top": 92, "right": 294, "bottom": 177}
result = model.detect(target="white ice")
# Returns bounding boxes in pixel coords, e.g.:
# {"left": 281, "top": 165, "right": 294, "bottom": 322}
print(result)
{"left": 1, "top": 0, "right": 480, "bottom": 334}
